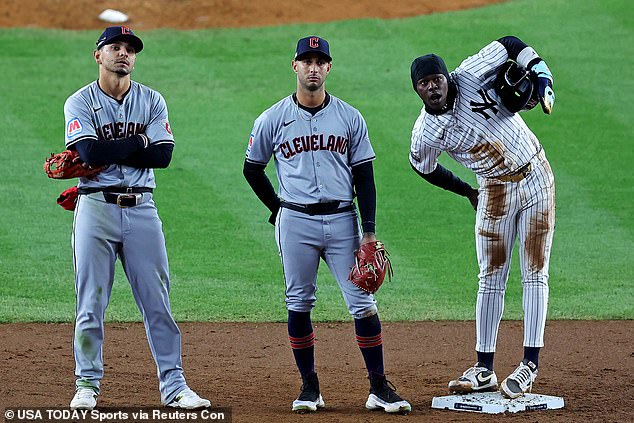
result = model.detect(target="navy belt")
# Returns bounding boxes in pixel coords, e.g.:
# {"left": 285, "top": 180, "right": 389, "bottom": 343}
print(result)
{"left": 280, "top": 201, "right": 355, "bottom": 216}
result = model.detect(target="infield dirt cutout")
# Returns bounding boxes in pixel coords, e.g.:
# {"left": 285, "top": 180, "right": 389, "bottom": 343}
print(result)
{"left": 2, "top": 0, "right": 632, "bottom": 421}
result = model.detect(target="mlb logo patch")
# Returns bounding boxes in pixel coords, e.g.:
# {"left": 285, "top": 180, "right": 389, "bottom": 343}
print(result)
{"left": 245, "top": 134, "right": 254, "bottom": 157}
{"left": 66, "top": 118, "right": 83, "bottom": 138}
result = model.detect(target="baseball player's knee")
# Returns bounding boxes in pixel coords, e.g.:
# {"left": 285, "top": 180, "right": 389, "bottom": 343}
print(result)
{"left": 75, "top": 310, "right": 105, "bottom": 328}
{"left": 477, "top": 277, "right": 507, "bottom": 293}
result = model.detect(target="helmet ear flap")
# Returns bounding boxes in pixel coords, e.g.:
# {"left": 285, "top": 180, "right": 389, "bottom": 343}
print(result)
{"left": 494, "top": 61, "right": 537, "bottom": 113}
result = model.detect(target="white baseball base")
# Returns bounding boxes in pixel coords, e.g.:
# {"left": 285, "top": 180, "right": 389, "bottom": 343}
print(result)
{"left": 431, "top": 392, "right": 564, "bottom": 414}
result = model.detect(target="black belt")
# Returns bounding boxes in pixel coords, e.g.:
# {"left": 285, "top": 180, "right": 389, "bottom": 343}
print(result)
{"left": 280, "top": 201, "right": 355, "bottom": 215}
{"left": 78, "top": 187, "right": 153, "bottom": 208}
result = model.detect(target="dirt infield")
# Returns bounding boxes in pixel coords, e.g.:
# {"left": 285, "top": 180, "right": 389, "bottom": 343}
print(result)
{"left": 3, "top": 1, "right": 633, "bottom": 421}
{"left": 0, "top": 0, "right": 506, "bottom": 30}
{"left": 1, "top": 321, "right": 633, "bottom": 421}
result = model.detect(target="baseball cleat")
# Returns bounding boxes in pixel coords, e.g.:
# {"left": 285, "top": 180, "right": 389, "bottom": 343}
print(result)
{"left": 292, "top": 372, "right": 325, "bottom": 412}
{"left": 448, "top": 362, "right": 498, "bottom": 394}
{"left": 166, "top": 388, "right": 211, "bottom": 409}
{"left": 70, "top": 387, "right": 98, "bottom": 410}
{"left": 365, "top": 372, "right": 411, "bottom": 414}
{"left": 500, "top": 360, "right": 538, "bottom": 399}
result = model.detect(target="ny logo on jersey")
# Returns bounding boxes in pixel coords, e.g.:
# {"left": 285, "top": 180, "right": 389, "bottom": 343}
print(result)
{"left": 470, "top": 89, "right": 499, "bottom": 120}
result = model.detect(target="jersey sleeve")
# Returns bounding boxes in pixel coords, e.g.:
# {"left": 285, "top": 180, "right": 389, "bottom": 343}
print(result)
{"left": 64, "top": 95, "right": 98, "bottom": 149}
{"left": 146, "top": 92, "right": 175, "bottom": 145}
{"left": 409, "top": 111, "right": 441, "bottom": 174}
{"left": 457, "top": 40, "right": 509, "bottom": 82}
{"left": 245, "top": 111, "right": 275, "bottom": 165}
{"left": 348, "top": 110, "right": 375, "bottom": 167}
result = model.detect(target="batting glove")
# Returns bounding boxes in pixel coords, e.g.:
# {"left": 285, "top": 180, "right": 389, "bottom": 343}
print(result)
{"left": 530, "top": 60, "right": 555, "bottom": 114}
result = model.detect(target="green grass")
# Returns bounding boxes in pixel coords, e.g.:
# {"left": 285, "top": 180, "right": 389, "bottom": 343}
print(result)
{"left": 0, "top": 0, "right": 632, "bottom": 322}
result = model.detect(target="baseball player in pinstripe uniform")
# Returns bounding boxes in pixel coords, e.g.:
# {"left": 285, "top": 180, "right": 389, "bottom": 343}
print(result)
{"left": 243, "top": 36, "right": 410, "bottom": 413}
{"left": 408, "top": 36, "right": 556, "bottom": 399}
{"left": 65, "top": 26, "right": 210, "bottom": 410}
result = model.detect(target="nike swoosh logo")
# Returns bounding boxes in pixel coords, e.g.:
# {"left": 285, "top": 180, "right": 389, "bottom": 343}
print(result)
{"left": 93, "top": 106, "right": 103, "bottom": 112}
{"left": 477, "top": 373, "right": 493, "bottom": 383}
{"left": 283, "top": 120, "right": 295, "bottom": 127}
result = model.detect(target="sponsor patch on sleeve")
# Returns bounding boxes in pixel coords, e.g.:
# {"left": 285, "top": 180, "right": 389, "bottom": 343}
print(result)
{"left": 66, "top": 118, "right": 83, "bottom": 138}
{"left": 245, "top": 134, "right": 254, "bottom": 157}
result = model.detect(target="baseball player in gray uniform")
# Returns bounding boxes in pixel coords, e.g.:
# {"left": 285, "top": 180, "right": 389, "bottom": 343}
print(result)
{"left": 408, "top": 36, "right": 556, "bottom": 399}
{"left": 243, "top": 36, "right": 410, "bottom": 414}
{"left": 65, "top": 26, "right": 210, "bottom": 410}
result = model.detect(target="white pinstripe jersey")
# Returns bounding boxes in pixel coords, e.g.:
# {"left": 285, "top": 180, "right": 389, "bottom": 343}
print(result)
{"left": 409, "top": 41, "right": 542, "bottom": 179}
{"left": 64, "top": 81, "right": 175, "bottom": 189}
{"left": 246, "top": 94, "right": 375, "bottom": 203}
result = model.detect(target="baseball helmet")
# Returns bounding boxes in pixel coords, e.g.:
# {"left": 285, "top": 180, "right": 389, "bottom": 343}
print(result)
{"left": 494, "top": 61, "right": 539, "bottom": 113}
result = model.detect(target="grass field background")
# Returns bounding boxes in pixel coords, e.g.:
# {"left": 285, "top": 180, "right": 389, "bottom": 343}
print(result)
{"left": 0, "top": 0, "right": 632, "bottom": 322}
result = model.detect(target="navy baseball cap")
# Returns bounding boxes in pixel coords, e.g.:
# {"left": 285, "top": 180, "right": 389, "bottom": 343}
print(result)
{"left": 294, "top": 36, "right": 332, "bottom": 62}
{"left": 96, "top": 26, "right": 143, "bottom": 53}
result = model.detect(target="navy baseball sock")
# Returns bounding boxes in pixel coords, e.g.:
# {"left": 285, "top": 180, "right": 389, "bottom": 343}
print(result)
{"left": 288, "top": 310, "right": 315, "bottom": 377}
{"left": 355, "top": 314, "right": 384, "bottom": 375}
{"left": 523, "top": 347, "right": 540, "bottom": 369}
{"left": 476, "top": 351, "right": 495, "bottom": 371}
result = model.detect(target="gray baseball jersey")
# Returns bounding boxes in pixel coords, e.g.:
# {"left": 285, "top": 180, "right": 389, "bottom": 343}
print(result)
{"left": 64, "top": 80, "right": 174, "bottom": 188}
{"left": 246, "top": 94, "right": 375, "bottom": 203}
{"left": 247, "top": 94, "right": 378, "bottom": 318}
{"left": 410, "top": 41, "right": 555, "bottom": 352}
{"left": 65, "top": 80, "right": 186, "bottom": 404}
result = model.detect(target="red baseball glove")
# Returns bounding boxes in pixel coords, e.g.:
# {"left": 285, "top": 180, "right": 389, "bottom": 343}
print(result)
{"left": 44, "top": 149, "right": 104, "bottom": 179}
{"left": 348, "top": 240, "right": 393, "bottom": 294}
{"left": 56, "top": 186, "right": 79, "bottom": 211}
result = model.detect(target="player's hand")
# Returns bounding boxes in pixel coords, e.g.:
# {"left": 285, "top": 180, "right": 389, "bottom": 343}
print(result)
{"left": 268, "top": 203, "right": 280, "bottom": 226}
{"left": 530, "top": 60, "right": 555, "bottom": 114}
{"left": 467, "top": 187, "right": 479, "bottom": 211}
{"left": 361, "top": 232, "right": 377, "bottom": 245}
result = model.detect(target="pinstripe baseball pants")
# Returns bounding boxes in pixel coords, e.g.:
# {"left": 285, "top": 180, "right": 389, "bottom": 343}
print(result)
{"left": 474, "top": 149, "right": 555, "bottom": 352}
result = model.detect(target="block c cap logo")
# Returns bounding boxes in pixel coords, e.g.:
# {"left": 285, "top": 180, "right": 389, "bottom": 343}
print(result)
{"left": 294, "top": 35, "right": 332, "bottom": 62}
{"left": 96, "top": 25, "right": 144, "bottom": 53}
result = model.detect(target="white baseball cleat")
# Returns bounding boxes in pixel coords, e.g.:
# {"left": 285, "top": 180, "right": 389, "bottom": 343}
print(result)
{"left": 366, "top": 373, "right": 411, "bottom": 414}
{"left": 292, "top": 394, "right": 325, "bottom": 412}
{"left": 166, "top": 388, "right": 211, "bottom": 409}
{"left": 448, "top": 362, "right": 498, "bottom": 393}
{"left": 70, "top": 387, "right": 97, "bottom": 410}
{"left": 500, "top": 360, "right": 538, "bottom": 399}
{"left": 292, "top": 372, "right": 325, "bottom": 412}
